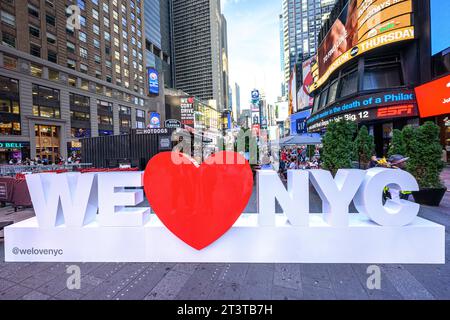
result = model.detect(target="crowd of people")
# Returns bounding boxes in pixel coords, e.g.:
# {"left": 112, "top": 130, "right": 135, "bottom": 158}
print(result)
{"left": 279, "top": 146, "right": 321, "bottom": 176}
{"left": 6, "top": 154, "right": 82, "bottom": 166}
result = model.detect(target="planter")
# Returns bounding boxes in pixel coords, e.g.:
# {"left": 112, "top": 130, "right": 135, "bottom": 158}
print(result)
{"left": 412, "top": 188, "right": 447, "bottom": 206}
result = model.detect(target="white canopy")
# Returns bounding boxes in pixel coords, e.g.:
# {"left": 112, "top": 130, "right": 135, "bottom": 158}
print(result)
{"left": 276, "top": 134, "right": 322, "bottom": 146}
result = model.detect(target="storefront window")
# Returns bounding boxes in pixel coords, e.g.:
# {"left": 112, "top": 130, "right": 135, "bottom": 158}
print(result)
{"left": 34, "top": 125, "right": 60, "bottom": 163}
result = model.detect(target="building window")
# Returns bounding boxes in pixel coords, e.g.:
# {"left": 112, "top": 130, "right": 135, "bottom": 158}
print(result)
{"left": 46, "top": 14, "right": 56, "bottom": 26}
{"left": 32, "top": 84, "right": 60, "bottom": 119}
{"left": 29, "top": 24, "right": 40, "bottom": 38}
{"left": 338, "top": 65, "right": 358, "bottom": 98}
{"left": 363, "top": 56, "right": 403, "bottom": 91}
{"left": 30, "top": 64, "right": 43, "bottom": 77}
{"left": 1, "top": 10, "right": 16, "bottom": 27}
{"left": 97, "top": 100, "right": 113, "bottom": 113}
{"left": 3, "top": 55, "right": 17, "bottom": 70}
{"left": 0, "top": 76, "right": 21, "bottom": 135}
{"left": 30, "top": 44, "right": 41, "bottom": 57}
{"left": 68, "top": 76, "right": 77, "bottom": 87}
{"left": 1, "top": 32, "right": 15, "bottom": 48}
{"left": 48, "top": 69, "right": 59, "bottom": 81}
{"left": 48, "top": 50, "right": 57, "bottom": 63}
{"left": 28, "top": 4, "right": 39, "bottom": 18}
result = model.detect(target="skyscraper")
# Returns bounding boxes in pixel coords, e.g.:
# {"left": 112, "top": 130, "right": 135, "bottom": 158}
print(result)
{"left": 171, "top": 0, "right": 228, "bottom": 111}
{"left": 144, "top": 0, "right": 174, "bottom": 121}
{"left": 0, "top": 0, "right": 149, "bottom": 163}
{"left": 281, "top": 0, "right": 335, "bottom": 96}
{"left": 231, "top": 82, "right": 241, "bottom": 122}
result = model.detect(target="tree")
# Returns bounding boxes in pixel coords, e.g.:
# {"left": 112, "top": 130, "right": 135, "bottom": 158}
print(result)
{"left": 405, "top": 121, "right": 444, "bottom": 189}
{"left": 322, "top": 120, "right": 357, "bottom": 176}
{"left": 353, "top": 126, "right": 375, "bottom": 169}
{"left": 388, "top": 129, "right": 406, "bottom": 157}
{"left": 401, "top": 125, "right": 416, "bottom": 159}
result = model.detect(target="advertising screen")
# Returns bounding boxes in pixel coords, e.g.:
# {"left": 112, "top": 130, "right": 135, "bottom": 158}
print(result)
{"left": 310, "top": 0, "right": 415, "bottom": 93}
{"left": 415, "top": 74, "right": 450, "bottom": 118}
{"left": 148, "top": 68, "right": 159, "bottom": 95}
{"left": 149, "top": 112, "right": 161, "bottom": 129}
{"left": 431, "top": 0, "right": 450, "bottom": 55}
{"left": 298, "top": 57, "right": 314, "bottom": 109}
{"left": 288, "top": 66, "right": 297, "bottom": 115}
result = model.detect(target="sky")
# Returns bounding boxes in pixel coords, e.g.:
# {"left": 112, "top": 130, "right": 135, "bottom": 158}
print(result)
{"left": 222, "top": 0, "right": 282, "bottom": 109}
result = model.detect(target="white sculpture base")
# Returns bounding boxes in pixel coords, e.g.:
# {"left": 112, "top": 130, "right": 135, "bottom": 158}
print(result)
{"left": 4, "top": 214, "right": 445, "bottom": 264}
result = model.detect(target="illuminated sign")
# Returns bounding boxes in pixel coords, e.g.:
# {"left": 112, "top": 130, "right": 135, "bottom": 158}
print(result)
{"left": 308, "top": 104, "right": 418, "bottom": 132}
{"left": 149, "top": 112, "right": 161, "bottom": 129}
{"left": 415, "top": 74, "right": 450, "bottom": 118}
{"left": 0, "top": 142, "right": 29, "bottom": 149}
{"left": 309, "top": 0, "right": 414, "bottom": 93}
{"left": 307, "top": 90, "right": 417, "bottom": 131}
{"left": 180, "top": 97, "right": 195, "bottom": 126}
{"left": 147, "top": 68, "right": 159, "bottom": 95}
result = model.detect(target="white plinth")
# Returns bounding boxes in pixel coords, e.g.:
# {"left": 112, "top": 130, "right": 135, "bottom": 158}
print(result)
{"left": 4, "top": 214, "right": 445, "bottom": 264}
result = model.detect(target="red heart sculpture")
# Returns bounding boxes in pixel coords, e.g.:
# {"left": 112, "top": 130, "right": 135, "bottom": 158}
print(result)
{"left": 143, "top": 151, "right": 253, "bottom": 250}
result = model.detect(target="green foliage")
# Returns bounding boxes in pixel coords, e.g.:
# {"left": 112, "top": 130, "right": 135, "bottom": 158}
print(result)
{"left": 401, "top": 125, "right": 416, "bottom": 158}
{"left": 405, "top": 122, "right": 444, "bottom": 189}
{"left": 322, "top": 120, "right": 357, "bottom": 176}
{"left": 388, "top": 129, "right": 406, "bottom": 157}
{"left": 353, "top": 126, "right": 375, "bottom": 168}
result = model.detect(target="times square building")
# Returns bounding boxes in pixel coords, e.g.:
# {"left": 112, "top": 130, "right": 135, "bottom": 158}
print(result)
{"left": 307, "top": 0, "right": 450, "bottom": 159}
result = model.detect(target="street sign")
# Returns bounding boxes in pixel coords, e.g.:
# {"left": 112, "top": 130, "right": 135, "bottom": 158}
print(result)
{"left": 165, "top": 119, "right": 182, "bottom": 129}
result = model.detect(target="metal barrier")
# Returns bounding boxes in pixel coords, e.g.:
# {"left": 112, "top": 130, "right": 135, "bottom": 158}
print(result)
{"left": 0, "top": 164, "right": 93, "bottom": 177}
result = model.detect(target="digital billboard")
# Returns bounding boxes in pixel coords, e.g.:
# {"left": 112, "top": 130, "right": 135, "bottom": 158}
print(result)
{"left": 288, "top": 65, "right": 297, "bottom": 115}
{"left": 298, "top": 57, "right": 314, "bottom": 109}
{"left": 431, "top": 0, "right": 450, "bottom": 55}
{"left": 415, "top": 74, "right": 450, "bottom": 118}
{"left": 309, "top": 0, "right": 415, "bottom": 93}
{"left": 148, "top": 68, "right": 159, "bottom": 95}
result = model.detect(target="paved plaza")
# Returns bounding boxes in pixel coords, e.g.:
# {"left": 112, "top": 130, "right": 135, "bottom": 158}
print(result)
{"left": 0, "top": 169, "right": 449, "bottom": 300}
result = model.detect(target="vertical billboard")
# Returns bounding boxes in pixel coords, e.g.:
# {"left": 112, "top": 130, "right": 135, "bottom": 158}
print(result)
{"left": 288, "top": 65, "right": 297, "bottom": 115}
{"left": 310, "top": 0, "right": 415, "bottom": 93}
{"left": 148, "top": 68, "right": 159, "bottom": 95}
{"left": 297, "top": 57, "right": 315, "bottom": 110}
{"left": 149, "top": 112, "right": 161, "bottom": 129}
{"left": 431, "top": 0, "right": 450, "bottom": 55}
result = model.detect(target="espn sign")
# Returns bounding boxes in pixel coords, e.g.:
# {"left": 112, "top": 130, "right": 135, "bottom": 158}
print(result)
{"left": 377, "top": 104, "right": 417, "bottom": 118}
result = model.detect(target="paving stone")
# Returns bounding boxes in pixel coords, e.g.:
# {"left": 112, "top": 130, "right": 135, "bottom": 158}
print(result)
{"left": 302, "top": 285, "right": 336, "bottom": 300}
{"left": 37, "top": 274, "right": 73, "bottom": 296}
{"left": 172, "top": 263, "right": 199, "bottom": 275}
{"left": 273, "top": 264, "right": 302, "bottom": 290}
{"left": 218, "top": 264, "right": 249, "bottom": 284}
{"left": 239, "top": 284, "right": 272, "bottom": 300}
{"left": 0, "top": 284, "right": 33, "bottom": 300}
{"left": 0, "top": 278, "right": 16, "bottom": 292}
{"left": 4, "top": 263, "right": 52, "bottom": 283}
{"left": 329, "top": 276, "right": 369, "bottom": 300}
{"left": 301, "top": 264, "right": 331, "bottom": 282}
{"left": 20, "top": 270, "right": 59, "bottom": 289}
{"left": 81, "top": 264, "right": 148, "bottom": 300}
{"left": 351, "top": 264, "right": 403, "bottom": 300}
{"left": 54, "top": 289, "right": 85, "bottom": 300}
{"left": 271, "top": 285, "right": 303, "bottom": 300}
{"left": 301, "top": 276, "right": 333, "bottom": 290}
{"left": 176, "top": 264, "right": 225, "bottom": 300}
{"left": 382, "top": 265, "right": 435, "bottom": 300}
{"left": 244, "top": 264, "right": 274, "bottom": 288}
{"left": 145, "top": 270, "right": 191, "bottom": 300}
{"left": 404, "top": 265, "right": 450, "bottom": 299}
{"left": 114, "top": 264, "right": 170, "bottom": 300}
{"left": 88, "top": 263, "right": 127, "bottom": 280}
{"left": 81, "top": 275, "right": 104, "bottom": 287}
{"left": 22, "top": 291, "right": 51, "bottom": 300}
{"left": 208, "top": 281, "right": 241, "bottom": 300}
